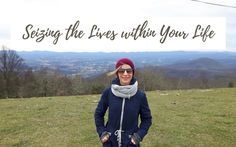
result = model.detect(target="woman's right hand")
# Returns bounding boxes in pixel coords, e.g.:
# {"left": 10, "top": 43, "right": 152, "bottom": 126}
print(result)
{"left": 100, "top": 131, "right": 111, "bottom": 143}
{"left": 101, "top": 134, "right": 110, "bottom": 143}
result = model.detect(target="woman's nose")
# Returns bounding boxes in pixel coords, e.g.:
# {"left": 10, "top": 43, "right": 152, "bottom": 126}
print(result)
{"left": 123, "top": 70, "right": 128, "bottom": 75}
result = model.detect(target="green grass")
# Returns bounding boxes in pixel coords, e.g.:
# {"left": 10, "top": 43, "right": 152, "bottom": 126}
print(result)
{"left": 0, "top": 88, "right": 236, "bottom": 147}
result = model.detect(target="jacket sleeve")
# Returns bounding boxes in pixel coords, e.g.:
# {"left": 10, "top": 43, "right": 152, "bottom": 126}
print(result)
{"left": 137, "top": 92, "right": 152, "bottom": 140}
{"left": 94, "top": 88, "right": 109, "bottom": 137}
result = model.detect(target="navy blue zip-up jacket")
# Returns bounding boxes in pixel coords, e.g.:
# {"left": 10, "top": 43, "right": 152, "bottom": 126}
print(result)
{"left": 94, "top": 78, "right": 152, "bottom": 147}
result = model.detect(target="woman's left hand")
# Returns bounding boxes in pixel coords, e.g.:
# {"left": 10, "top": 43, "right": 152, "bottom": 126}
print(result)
{"left": 131, "top": 133, "right": 141, "bottom": 145}
{"left": 131, "top": 138, "right": 136, "bottom": 144}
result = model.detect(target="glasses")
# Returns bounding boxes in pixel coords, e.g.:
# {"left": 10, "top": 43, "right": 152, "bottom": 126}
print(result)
{"left": 117, "top": 68, "right": 133, "bottom": 74}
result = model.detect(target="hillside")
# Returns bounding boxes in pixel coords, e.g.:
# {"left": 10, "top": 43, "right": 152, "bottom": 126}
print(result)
{"left": 167, "top": 57, "right": 223, "bottom": 70}
{"left": 2, "top": 51, "right": 236, "bottom": 98}
{"left": 18, "top": 51, "right": 236, "bottom": 77}
{"left": 165, "top": 57, "right": 236, "bottom": 79}
{"left": 0, "top": 88, "right": 235, "bottom": 146}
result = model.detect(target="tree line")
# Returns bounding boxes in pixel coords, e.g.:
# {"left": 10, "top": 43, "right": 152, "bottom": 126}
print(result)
{"left": 0, "top": 47, "right": 235, "bottom": 98}
{"left": 0, "top": 47, "right": 113, "bottom": 98}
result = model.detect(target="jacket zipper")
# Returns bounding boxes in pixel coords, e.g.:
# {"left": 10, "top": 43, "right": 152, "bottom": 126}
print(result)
{"left": 115, "top": 98, "right": 125, "bottom": 147}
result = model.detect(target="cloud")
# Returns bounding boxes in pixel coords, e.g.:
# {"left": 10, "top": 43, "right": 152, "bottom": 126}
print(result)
{"left": 0, "top": 25, "right": 11, "bottom": 39}
{"left": 0, "top": 0, "right": 235, "bottom": 51}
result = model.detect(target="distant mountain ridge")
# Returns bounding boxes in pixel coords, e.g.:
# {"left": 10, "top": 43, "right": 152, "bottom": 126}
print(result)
{"left": 17, "top": 51, "right": 236, "bottom": 78}
{"left": 167, "top": 57, "right": 223, "bottom": 70}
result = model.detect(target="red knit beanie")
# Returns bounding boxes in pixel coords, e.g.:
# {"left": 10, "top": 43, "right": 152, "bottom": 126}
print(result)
{"left": 116, "top": 58, "right": 135, "bottom": 72}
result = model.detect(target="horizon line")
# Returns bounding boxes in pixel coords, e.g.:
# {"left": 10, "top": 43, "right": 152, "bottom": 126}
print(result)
{"left": 14, "top": 50, "right": 236, "bottom": 53}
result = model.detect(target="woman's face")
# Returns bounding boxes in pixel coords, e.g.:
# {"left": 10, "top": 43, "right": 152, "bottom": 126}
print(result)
{"left": 117, "top": 64, "right": 133, "bottom": 86}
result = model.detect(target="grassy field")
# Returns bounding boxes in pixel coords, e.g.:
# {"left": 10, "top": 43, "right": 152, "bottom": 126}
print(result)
{"left": 0, "top": 88, "right": 235, "bottom": 147}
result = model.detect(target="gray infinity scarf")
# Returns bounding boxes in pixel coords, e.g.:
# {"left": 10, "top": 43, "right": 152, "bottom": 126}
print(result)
{"left": 111, "top": 81, "right": 138, "bottom": 99}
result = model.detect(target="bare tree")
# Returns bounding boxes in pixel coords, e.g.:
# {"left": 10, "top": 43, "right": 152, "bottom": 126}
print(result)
{"left": 0, "top": 46, "right": 24, "bottom": 98}
{"left": 19, "top": 68, "right": 38, "bottom": 98}
{"left": 33, "top": 68, "right": 73, "bottom": 97}
{"left": 136, "top": 66, "right": 166, "bottom": 91}
{"left": 199, "top": 70, "right": 209, "bottom": 89}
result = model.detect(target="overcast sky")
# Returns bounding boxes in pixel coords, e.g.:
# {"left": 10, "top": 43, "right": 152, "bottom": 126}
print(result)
{"left": 0, "top": 0, "right": 235, "bottom": 52}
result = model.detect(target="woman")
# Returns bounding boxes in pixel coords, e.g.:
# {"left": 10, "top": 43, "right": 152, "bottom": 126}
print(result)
{"left": 94, "top": 58, "right": 152, "bottom": 147}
